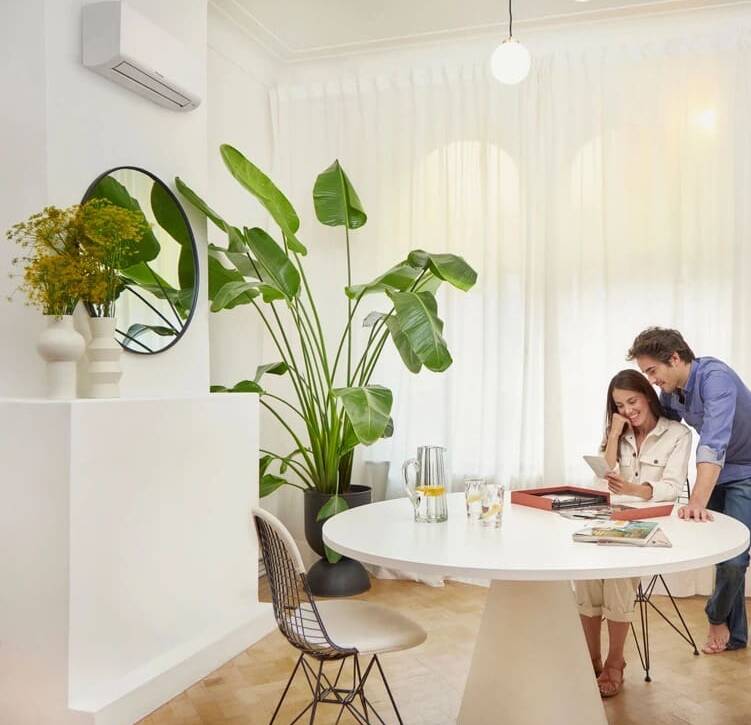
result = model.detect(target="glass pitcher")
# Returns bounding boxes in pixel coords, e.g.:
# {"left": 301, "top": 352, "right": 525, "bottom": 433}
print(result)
{"left": 403, "top": 445, "right": 449, "bottom": 523}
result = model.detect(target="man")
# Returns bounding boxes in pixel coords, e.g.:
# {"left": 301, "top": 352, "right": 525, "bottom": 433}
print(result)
{"left": 628, "top": 327, "right": 751, "bottom": 654}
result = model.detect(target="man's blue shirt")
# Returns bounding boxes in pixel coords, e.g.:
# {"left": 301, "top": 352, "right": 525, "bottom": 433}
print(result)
{"left": 661, "top": 357, "right": 751, "bottom": 484}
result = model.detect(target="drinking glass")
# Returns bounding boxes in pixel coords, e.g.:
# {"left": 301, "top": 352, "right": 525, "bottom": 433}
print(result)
{"left": 464, "top": 477, "right": 486, "bottom": 522}
{"left": 480, "top": 482, "right": 505, "bottom": 528}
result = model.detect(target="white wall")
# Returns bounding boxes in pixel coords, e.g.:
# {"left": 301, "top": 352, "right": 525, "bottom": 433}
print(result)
{"left": 0, "top": 0, "right": 210, "bottom": 398}
{"left": 0, "top": 0, "right": 49, "bottom": 398}
{"left": 0, "top": 396, "right": 272, "bottom": 725}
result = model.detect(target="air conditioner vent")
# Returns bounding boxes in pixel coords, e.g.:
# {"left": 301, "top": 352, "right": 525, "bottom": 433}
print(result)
{"left": 112, "top": 61, "right": 192, "bottom": 109}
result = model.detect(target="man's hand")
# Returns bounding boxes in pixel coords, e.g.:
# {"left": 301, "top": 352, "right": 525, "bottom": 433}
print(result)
{"left": 605, "top": 472, "right": 633, "bottom": 495}
{"left": 678, "top": 503, "right": 714, "bottom": 522}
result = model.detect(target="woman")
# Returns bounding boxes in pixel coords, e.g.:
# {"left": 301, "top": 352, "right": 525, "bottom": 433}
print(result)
{"left": 576, "top": 369, "right": 691, "bottom": 698}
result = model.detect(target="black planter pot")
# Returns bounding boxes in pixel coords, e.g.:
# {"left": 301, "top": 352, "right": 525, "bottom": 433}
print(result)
{"left": 304, "top": 485, "right": 372, "bottom": 597}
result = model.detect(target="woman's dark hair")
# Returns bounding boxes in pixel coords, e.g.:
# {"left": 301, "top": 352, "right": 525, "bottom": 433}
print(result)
{"left": 601, "top": 369, "right": 664, "bottom": 457}
{"left": 627, "top": 327, "right": 696, "bottom": 364}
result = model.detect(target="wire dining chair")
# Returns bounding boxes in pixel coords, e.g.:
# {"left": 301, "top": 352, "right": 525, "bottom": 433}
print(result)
{"left": 253, "top": 508, "right": 427, "bottom": 724}
{"left": 630, "top": 479, "right": 699, "bottom": 682}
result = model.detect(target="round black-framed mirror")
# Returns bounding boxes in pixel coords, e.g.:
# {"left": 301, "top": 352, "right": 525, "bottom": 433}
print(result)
{"left": 82, "top": 166, "right": 200, "bottom": 355}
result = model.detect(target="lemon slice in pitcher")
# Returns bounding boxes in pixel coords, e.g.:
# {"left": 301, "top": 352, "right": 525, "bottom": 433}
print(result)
{"left": 415, "top": 486, "right": 446, "bottom": 497}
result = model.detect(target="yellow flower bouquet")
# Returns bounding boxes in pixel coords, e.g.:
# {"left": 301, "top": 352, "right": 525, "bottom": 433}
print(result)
{"left": 6, "top": 199, "right": 148, "bottom": 318}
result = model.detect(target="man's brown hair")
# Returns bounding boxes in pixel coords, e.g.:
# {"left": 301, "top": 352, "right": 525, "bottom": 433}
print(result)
{"left": 627, "top": 327, "right": 696, "bottom": 364}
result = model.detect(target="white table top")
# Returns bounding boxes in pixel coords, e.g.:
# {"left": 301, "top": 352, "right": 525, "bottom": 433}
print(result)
{"left": 323, "top": 492, "right": 750, "bottom": 581}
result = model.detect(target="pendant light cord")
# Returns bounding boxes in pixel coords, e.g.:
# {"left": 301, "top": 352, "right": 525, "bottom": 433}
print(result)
{"left": 508, "top": 0, "right": 513, "bottom": 38}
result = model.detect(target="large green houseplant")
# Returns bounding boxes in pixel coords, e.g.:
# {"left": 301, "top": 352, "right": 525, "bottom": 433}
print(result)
{"left": 176, "top": 146, "right": 476, "bottom": 567}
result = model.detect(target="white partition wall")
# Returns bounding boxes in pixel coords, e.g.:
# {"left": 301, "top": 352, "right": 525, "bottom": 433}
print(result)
{"left": 0, "top": 395, "right": 273, "bottom": 725}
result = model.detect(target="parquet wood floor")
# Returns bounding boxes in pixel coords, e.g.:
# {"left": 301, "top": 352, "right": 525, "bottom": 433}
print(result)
{"left": 141, "top": 578, "right": 751, "bottom": 725}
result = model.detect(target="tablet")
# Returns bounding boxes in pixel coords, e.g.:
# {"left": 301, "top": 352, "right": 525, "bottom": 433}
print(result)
{"left": 583, "top": 454, "right": 614, "bottom": 479}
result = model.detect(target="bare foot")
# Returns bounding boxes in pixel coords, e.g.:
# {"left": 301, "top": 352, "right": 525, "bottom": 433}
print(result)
{"left": 702, "top": 623, "right": 730, "bottom": 654}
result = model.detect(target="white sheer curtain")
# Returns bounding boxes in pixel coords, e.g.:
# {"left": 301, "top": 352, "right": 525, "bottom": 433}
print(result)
{"left": 268, "top": 11, "right": 751, "bottom": 591}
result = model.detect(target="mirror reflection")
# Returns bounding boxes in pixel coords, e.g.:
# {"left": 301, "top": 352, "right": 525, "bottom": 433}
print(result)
{"left": 83, "top": 167, "right": 199, "bottom": 354}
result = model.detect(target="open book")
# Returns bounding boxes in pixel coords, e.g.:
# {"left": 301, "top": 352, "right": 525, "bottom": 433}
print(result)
{"left": 573, "top": 520, "right": 660, "bottom": 546}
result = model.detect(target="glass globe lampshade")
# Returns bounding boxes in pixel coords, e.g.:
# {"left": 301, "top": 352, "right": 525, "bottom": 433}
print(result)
{"left": 491, "top": 38, "right": 531, "bottom": 85}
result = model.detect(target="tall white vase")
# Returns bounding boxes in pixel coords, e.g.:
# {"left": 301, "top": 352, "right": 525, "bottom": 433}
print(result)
{"left": 36, "top": 315, "right": 86, "bottom": 400}
{"left": 87, "top": 317, "right": 122, "bottom": 399}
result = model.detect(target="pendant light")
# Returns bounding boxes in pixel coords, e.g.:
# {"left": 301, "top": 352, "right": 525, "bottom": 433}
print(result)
{"left": 491, "top": 0, "right": 531, "bottom": 85}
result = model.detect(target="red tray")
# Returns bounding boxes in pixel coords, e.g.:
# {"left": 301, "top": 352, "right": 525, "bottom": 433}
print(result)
{"left": 510, "top": 485, "right": 674, "bottom": 519}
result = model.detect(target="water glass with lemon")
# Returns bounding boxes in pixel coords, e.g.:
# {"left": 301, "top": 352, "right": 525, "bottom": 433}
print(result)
{"left": 480, "top": 482, "right": 505, "bottom": 528}
{"left": 464, "top": 477, "right": 486, "bottom": 522}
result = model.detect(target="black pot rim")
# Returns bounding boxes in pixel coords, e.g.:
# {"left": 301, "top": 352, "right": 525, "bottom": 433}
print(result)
{"left": 303, "top": 484, "right": 371, "bottom": 497}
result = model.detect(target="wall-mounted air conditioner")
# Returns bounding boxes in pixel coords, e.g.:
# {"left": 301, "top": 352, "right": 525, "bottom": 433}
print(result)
{"left": 82, "top": 1, "right": 201, "bottom": 112}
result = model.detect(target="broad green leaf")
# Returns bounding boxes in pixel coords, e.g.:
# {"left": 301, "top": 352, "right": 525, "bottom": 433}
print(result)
{"left": 260, "top": 454, "right": 273, "bottom": 477}
{"left": 258, "top": 284, "right": 286, "bottom": 303}
{"left": 254, "top": 361, "right": 288, "bottom": 382}
{"left": 175, "top": 177, "right": 228, "bottom": 231}
{"left": 120, "top": 262, "right": 189, "bottom": 318}
{"left": 363, "top": 311, "right": 386, "bottom": 327}
{"left": 332, "top": 385, "right": 393, "bottom": 445}
{"left": 126, "top": 323, "right": 177, "bottom": 340}
{"left": 212, "top": 380, "right": 263, "bottom": 393}
{"left": 87, "top": 175, "right": 160, "bottom": 265}
{"left": 208, "top": 256, "right": 252, "bottom": 309}
{"left": 324, "top": 544, "right": 342, "bottom": 565}
{"left": 211, "top": 281, "right": 259, "bottom": 312}
{"left": 346, "top": 262, "right": 421, "bottom": 299}
{"left": 226, "top": 225, "right": 247, "bottom": 252}
{"left": 407, "top": 250, "right": 477, "bottom": 292}
{"left": 341, "top": 421, "right": 359, "bottom": 454}
{"left": 383, "top": 417, "right": 394, "bottom": 438}
{"left": 282, "top": 232, "right": 307, "bottom": 256}
{"left": 313, "top": 160, "right": 367, "bottom": 229}
{"left": 208, "top": 244, "right": 258, "bottom": 278}
{"left": 389, "top": 291, "right": 452, "bottom": 372}
{"left": 220, "top": 145, "right": 307, "bottom": 255}
{"left": 260, "top": 473, "right": 287, "bottom": 498}
{"left": 150, "top": 182, "right": 195, "bottom": 290}
{"left": 316, "top": 494, "right": 349, "bottom": 522}
{"left": 175, "top": 177, "right": 247, "bottom": 256}
{"left": 385, "top": 316, "right": 422, "bottom": 373}
{"left": 243, "top": 227, "right": 300, "bottom": 299}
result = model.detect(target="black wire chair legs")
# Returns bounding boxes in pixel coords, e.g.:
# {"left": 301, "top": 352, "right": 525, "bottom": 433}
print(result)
{"left": 269, "top": 652, "right": 404, "bottom": 725}
{"left": 630, "top": 575, "right": 700, "bottom": 683}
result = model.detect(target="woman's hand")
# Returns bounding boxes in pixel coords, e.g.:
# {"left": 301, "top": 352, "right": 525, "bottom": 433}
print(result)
{"left": 605, "top": 472, "right": 635, "bottom": 496}
{"left": 610, "top": 413, "right": 630, "bottom": 436}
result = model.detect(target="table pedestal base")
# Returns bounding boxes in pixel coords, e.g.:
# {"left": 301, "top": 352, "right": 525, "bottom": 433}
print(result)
{"left": 458, "top": 580, "right": 607, "bottom": 725}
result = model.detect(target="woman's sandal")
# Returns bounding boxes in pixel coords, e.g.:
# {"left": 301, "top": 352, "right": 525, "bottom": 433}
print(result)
{"left": 591, "top": 657, "right": 603, "bottom": 677}
{"left": 597, "top": 662, "right": 626, "bottom": 698}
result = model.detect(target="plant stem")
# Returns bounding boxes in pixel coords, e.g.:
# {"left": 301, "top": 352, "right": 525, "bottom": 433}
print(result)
{"left": 261, "top": 393, "right": 306, "bottom": 420}
{"left": 260, "top": 399, "right": 316, "bottom": 475}
{"left": 345, "top": 225, "right": 352, "bottom": 383}
{"left": 147, "top": 265, "right": 184, "bottom": 327}
{"left": 124, "top": 286, "right": 180, "bottom": 332}
{"left": 259, "top": 449, "right": 314, "bottom": 488}
{"left": 331, "top": 294, "right": 364, "bottom": 384}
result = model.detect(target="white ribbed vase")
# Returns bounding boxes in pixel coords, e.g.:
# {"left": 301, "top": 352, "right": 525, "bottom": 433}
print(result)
{"left": 36, "top": 315, "right": 85, "bottom": 400}
{"left": 87, "top": 316, "right": 122, "bottom": 399}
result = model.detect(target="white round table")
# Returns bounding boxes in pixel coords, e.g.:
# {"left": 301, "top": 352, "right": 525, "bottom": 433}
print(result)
{"left": 323, "top": 492, "right": 750, "bottom": 725}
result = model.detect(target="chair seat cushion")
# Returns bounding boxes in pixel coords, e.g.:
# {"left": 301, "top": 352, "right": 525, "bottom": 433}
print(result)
{"left": 315, "top": 600, "right": 427, "bottom": 655}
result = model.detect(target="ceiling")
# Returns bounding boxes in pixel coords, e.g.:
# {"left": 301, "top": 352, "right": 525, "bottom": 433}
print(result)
{"left": 211, "top": 0, "right": 743, "bottom": 60}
